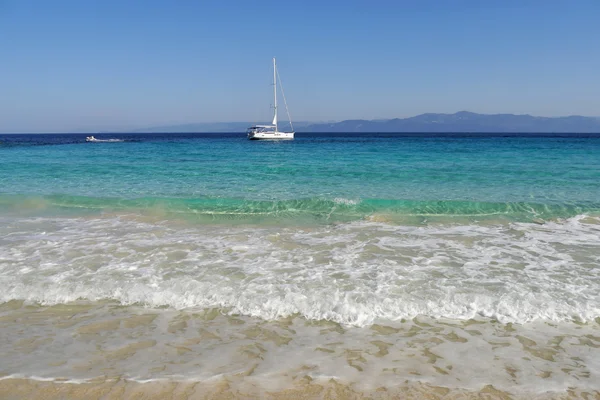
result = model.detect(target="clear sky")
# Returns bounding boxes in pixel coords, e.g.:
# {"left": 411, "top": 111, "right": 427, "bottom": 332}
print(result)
{"left": 1, "top": 0, "right": 599, "bottom": 132}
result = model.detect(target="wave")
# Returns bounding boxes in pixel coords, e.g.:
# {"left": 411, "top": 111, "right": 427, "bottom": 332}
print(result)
{"left": 0, "top": 193, "right": 598, "bottom": 224}
{"left": 4, "top": 278, "right": 599, "bottom": 326}
{"left": 1, "top": 213, "right": 599, "bottom": 326}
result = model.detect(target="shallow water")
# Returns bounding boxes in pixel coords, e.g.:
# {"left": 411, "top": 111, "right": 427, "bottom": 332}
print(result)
{"left": 1, "top": 132, "right": 599, "bottom": 398}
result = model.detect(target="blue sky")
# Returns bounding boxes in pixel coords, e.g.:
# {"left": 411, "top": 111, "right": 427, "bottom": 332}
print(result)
{"left": 0, "top": 0, "right": 599, "bottom": 132}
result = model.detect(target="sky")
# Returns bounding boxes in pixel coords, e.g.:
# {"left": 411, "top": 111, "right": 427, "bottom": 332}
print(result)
{"left": 0, "top": 0, "right": 599, "bottom": 132}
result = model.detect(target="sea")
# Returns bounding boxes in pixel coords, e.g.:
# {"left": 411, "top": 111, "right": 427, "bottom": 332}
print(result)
{"left": 0, "top": 132, "right": 599, "bottom": 399}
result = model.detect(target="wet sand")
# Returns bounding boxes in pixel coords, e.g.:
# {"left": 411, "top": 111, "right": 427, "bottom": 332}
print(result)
{"left": 4, "top": 377, "right": 598, "bottom": 399}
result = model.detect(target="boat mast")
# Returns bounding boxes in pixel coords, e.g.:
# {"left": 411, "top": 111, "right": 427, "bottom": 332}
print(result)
{"left": 273, "top": 57, "right": 278, "bottom": 132}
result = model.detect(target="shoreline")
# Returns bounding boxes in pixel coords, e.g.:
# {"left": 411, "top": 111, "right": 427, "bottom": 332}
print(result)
{"left": 2, "top": 377, "right": 595, "bottom": 399}
{"left": 2, "top": 301, "right": 599, "bottom": 398}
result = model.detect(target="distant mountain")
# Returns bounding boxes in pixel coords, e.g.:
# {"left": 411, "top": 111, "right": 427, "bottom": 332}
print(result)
{"left": 303, "top": 112, "right": 600, "bottom": 133}
{"left": 130, "top": 112, "right": 600, "bottom": 133}
{"left": 133, "top": 121, "right": 312, "bottom": 133}
{"left": 134, "top": 122, "right": 252, "bottom": 133}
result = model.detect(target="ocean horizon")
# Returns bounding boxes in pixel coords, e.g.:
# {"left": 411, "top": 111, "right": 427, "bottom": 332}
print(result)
{"left": 1, "top": 132, "right": 599, "bottom": 398}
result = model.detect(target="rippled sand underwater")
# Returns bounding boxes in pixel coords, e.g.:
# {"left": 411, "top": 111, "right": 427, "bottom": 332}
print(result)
{"left": 1, "top": 301, "right": 600, "bottom": 399}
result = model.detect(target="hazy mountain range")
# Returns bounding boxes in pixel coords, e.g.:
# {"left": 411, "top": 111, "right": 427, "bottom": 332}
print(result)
{"left": 133, "top": 112, "right": 600, "bottom": 133}
{"left": 133, "top": 121, "right": 313, "bottom": 133}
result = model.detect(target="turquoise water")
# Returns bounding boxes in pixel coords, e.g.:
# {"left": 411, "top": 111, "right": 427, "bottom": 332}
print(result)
{"left": 1, "top": 132, "right": 600, "bottom": 396}
{"left": 1, "top": 133, "right": 599, "bottom": 222}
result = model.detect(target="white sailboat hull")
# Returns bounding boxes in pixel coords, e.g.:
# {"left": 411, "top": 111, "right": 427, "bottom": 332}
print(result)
{"left": 248, "top": 131, "right": 294, "bottom": 140}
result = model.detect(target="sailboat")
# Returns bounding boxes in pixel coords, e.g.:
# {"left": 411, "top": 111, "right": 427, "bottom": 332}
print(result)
{"left": 247, "top": 58, "right": 294, "bottom": 140}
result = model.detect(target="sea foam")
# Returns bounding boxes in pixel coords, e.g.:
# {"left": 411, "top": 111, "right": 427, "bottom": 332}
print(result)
{"left": 1, "top": 214, "right": 599, "bottom": 326}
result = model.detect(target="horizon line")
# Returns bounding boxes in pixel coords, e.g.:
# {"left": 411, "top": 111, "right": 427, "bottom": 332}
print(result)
{"left": 2, "top": 110, "right": 600, "bottom": 134}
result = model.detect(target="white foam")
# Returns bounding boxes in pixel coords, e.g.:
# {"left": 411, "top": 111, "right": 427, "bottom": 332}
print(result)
{"left": 1, "top": 215, "right": 599, "bottom": 326}
{"left": 333, "top": 197, "right": 360, "bottom": 205}
{"left": 0, "top": 374, "right": 90, "bottom": 384}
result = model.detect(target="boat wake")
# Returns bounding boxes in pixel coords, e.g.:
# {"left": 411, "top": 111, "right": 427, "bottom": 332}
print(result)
{"left": 85, "top": 136, "right": 124, "bottom": 143}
